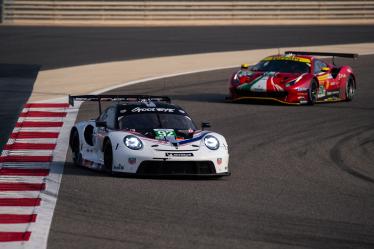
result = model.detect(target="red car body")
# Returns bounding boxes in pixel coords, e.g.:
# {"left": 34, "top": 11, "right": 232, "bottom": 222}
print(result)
{"left": 228, "top": 51, "right": 358, "bottom": 105}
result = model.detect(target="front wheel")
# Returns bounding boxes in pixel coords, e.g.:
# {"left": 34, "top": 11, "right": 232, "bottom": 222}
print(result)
{"left": 103, "top": 140, "right": 113, "bottom": 174}
{"left": 307, "top": 80, "right": 318, "bottom": 105}
{"left": 70, "top": 130, "right": 81, "bottom": 166}
{"left": 345, "top": 75, "right": 355, "bottom": 101}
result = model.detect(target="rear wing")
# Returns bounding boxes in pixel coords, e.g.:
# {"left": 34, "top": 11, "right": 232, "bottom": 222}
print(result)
{"left": 285, "top": 51, "right": 358, "bottom": 65}
{"left": 69, "top": 94, "right": 171, "bottom": 114}
{"left": 285, "top": 51, "right": 358, "bottom": 59}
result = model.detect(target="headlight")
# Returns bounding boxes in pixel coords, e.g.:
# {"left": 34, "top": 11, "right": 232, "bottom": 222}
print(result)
{"left": 231, "top": 74, "right": 240, "bottom": 85}
{"left": 124, "top": 135, "right": 143, "bottom": 150}
{"left": 204, "top": 135, "right": 220, "bottom": 150}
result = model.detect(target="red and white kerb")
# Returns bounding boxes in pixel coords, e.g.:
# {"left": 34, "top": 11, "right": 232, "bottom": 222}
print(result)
{"left": 0, "top": 103, "right": 68, "bottom": 244}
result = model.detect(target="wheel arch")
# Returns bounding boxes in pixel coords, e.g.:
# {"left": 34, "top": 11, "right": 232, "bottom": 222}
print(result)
{"left": 312, "top": 76, "right": 320, "bottom": 88}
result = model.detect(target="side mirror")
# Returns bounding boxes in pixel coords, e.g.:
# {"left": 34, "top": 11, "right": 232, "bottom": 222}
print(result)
{"left": 241, "top": 63, "right": 249, "bottom": 70}
{"left": 96, "top": 121, "right": 107, "bottom": 128}
{"left": 201, "top": 122, "right": 211, "bottom": 130}
{"left": 321, "top": 67, "right": 330, "bottom": 72}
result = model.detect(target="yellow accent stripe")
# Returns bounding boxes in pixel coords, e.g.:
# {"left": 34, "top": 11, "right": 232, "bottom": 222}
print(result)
{"left": 230, "top": 96, "right": 300, "bottom": 105}
{"left": 317, "top": 75, "right": 329, "bottom": 81}
{"left": 262, "top": 56, "right": 311, "bottom": 63}
{"left": 316, "top": 98, "right": 343, "bottom": 103}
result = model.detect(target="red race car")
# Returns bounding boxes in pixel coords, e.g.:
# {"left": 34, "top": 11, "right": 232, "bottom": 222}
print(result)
{"left": 228, "top": 51, "right": 358, "bottom": 105}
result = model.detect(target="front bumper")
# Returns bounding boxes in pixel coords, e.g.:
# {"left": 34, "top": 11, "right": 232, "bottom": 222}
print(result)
{"left": 136, "top": 160, "right": 227, "bottom": 176}
{"left": 229, "top": 88, "right": 307, "bottom": 105}
{"left": 112, "top": 143, "right": 230, "bottom": 175}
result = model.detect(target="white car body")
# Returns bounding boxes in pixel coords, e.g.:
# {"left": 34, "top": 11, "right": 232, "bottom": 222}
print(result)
{"left": 69, "top": 95, "right": 230, "bottom": 177}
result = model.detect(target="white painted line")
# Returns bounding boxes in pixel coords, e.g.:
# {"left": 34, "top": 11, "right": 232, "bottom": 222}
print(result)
{"left": 12, "top": 127, "right": 61, "bottom": 133}
{"left": 2, "top": 151, "right": 53, "bottom": 157}
{"left": 0, "top": 191, "right": 42, "bottom": 198}
{"left": 0, "top": 175, "right": 45, "bottom": 184}
{"left": 0, "top": 163, "right": 51, "bottom": 169}
{"left": 22, "top": 108, "right": 68, "bottom": 112}
{"left": 8, "top": 139, "right": 57, "bottom": 144}
{"left": 17, "top": 117, "right": 64, "bottom": 122}
{"left": 0, "top": 223, "right": 31, "bottom": 232}
{"left": 0, "top": 207, "right": 37, "bottom": 215}
{"left": 1, "top": 243, "right": 26, "bottom": 249}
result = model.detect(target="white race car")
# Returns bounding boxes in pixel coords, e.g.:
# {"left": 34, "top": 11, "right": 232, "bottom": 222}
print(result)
{"left": 69, "top": 95, "right": 230, "bottom": 177}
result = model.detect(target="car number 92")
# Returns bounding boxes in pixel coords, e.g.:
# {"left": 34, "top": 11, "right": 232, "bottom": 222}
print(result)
{"left": 154, "top": 129, "right": 176, "bottom": 139}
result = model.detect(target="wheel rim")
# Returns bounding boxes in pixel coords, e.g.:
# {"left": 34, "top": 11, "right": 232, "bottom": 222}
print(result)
{"left": 347, "top": 79, "right": 355, "bottom": 99}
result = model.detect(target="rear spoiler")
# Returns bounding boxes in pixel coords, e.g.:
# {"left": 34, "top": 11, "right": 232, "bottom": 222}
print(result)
{"left": 285, "top": 51, "right": 358, "bottom": 65}
{"left": 285, "top": 51, "right": 358, "bottom": 59}
{"left": 69, "top": 94, "right": 171, "bottom": 114}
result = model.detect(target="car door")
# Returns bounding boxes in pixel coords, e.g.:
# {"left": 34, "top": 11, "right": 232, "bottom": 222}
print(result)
{"left": 95, "top": 107, "right": 117, "bottom": 157}
{"left": 314, "top": 59, "right": 333, "bottom": 99}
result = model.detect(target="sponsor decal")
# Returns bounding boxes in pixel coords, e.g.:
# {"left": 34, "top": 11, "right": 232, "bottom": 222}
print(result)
{"left": 250, "top": 73, "right": 270, "bottom": 92}
{"left": 113, "top": 164, "right": 124, "bottom": 170}
{"left": 128, "top": 158, "right": 136, "bottom": 165}
{"left": 131, "top": 107, "right": 175, "bottom": 113}
{"left": 165, "top": 153, "right": 194, "bottom": 157}
{"left": 263, "top": 56, "right": 311, "bottom": 63}
{"left": 338, "top": 74, "right": 347, "bottom": 80}
{"left": 217, "top": 158, "right": 222, "bottom": 165}
{"left": 327, "top": 91, "right": 340, "bottom": 96}
{"left": 295, "top": 87, "right": 308, "bottom": 92}
{"left": 318, "top": 85, "right": 326, "bottom": 97}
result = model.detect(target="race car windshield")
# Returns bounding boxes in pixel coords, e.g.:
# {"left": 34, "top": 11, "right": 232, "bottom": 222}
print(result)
{"left": 119, "top": 113, "right": 197, "bottom": 131}
{"left": 251, "top": 60, "right": 310, "bottom": 73}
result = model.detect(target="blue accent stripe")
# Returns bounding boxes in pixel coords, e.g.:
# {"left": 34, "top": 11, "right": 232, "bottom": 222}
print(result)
{"left": 178, "top": 131, "right": 210, "bottom": 145}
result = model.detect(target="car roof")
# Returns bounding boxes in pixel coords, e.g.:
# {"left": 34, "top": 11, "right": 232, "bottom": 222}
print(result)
{"left": 116, "top": 101, "right": 188, "bottom": 115}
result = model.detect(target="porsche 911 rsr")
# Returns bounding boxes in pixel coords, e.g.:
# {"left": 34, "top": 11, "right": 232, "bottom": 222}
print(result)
{"left": 228, "top": 51, "right": 358, "bottom": 105}
{"left": 69, "top": 95, "right": 230, "bottom": 177}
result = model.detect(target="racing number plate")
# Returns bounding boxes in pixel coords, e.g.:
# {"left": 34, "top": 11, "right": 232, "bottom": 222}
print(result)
{"left": 154, "top": 129, "right": 176, "bottom": 140}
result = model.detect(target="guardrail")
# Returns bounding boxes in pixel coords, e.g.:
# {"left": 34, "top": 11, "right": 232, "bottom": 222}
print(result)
{"left": 2, "top": 0, "right": 374, "bottom": 25}
{"left": 0, "top": 0, "right": 3, "bottom": 23}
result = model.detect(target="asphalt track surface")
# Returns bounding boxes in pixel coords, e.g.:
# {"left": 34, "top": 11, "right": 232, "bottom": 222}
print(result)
{"left": 1, "top": 25, "right": 374, "bottom": 152}
{"left": 49, "top": 55, "right": 374, "bottom": 249}
{"left": 0, "top": 64, "right": 39, "bottom": 151}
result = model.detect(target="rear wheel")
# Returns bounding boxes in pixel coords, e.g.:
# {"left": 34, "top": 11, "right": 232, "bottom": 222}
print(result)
{"left": 70, "top": 130, "right": 81, "bottom": 166}
{"left": 103, "top": 140, "right": 113, "bottom": 174}
{"left": 345, "top": 75, "right": 355, "bottom": 101}
{"left": 307, "top": 80, "right": 318, "bottom": 105}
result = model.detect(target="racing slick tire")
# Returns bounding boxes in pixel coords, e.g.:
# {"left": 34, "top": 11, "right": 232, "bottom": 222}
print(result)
{"left": 307, "top": 80, "right": 318, "bottom": 105}
{"left": 103, "top": 140, "right": 113, "bottom": 174}
{"left": 345, "top": 75, "right": 355, "bottom": 101}
{"left": 70, "top": 129, "right": 81, "bottom": 166}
